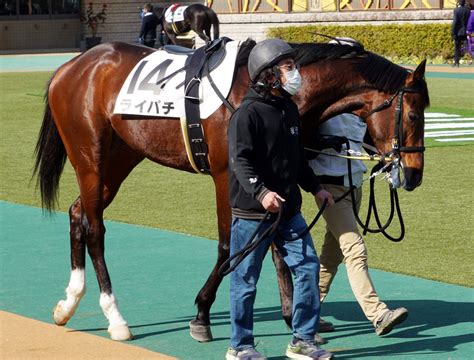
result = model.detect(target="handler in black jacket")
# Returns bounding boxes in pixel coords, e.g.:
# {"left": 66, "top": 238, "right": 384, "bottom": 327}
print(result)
{"left": 139, "top": 3, "right": 159, "bottom": 48}
{"left": 226, "top": 38, "right": 334, "bottom": 360}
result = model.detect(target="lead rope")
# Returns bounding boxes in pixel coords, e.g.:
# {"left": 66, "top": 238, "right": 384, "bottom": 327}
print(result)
{"left": 218, "top": 191, "right": 349, "bottom": 277}
{"left": 344, "top": 139, "right": 405, "bottom": 241}
{"left": 218, "top": 139, "right": 405, "bottom": 277}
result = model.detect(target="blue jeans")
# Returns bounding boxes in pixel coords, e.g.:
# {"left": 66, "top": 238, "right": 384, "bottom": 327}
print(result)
{"left": 229, "top": 213, "right": 320, "bottom": 350}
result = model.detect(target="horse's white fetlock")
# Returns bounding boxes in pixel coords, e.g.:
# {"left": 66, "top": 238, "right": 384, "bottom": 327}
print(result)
{"left": 53, "top": 300, "right": 72, "bottom": 325}
{"left": 108, "top": 323, "right": 133, "bottom": 341}
{"left": 100, "top": 292, "right": 131, "bottom": 340}
{"left": 53, "top": 269, "right": 86, "bottom": 326}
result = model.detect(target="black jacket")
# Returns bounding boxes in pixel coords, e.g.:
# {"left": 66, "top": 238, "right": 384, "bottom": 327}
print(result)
{"left": 140, "top": 12, "right": 159, "bottom": 42}
{"left": 452, "top": 5, "right": 471, "bottom": 38}
{"left": 228, "top": 88, "right": 321, "bottom": 220}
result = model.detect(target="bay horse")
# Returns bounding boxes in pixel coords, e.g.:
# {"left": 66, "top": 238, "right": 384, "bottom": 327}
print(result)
{"left": 33, "top": 39, "right": 429, "bottom": 342}
{"left": 162, "top": 4, "right": 219, "bottom": 45}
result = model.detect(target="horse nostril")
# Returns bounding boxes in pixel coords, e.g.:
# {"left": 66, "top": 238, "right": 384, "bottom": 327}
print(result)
{"left": 403, "top": 167, "right": 423, "bottom": 191}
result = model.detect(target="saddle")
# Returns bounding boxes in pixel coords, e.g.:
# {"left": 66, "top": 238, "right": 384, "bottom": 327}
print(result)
{"left": 162, "top": 39, "right": 227, "bottom": 73}
{"left": 180, "top": 37, "right": 233, "bottom": 174}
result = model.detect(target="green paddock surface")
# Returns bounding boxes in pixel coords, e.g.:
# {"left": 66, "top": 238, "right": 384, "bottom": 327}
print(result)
{"left": 1, "top": 201, "right": 473, "bottom": 360}
{"left": 0, "top": 54, "right": 473, "bottom": 359}
{"left": 1, "top": 65, "right": 473, "bottom": 286}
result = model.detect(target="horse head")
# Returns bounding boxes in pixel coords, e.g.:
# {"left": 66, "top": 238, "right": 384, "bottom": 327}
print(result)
{"left": 363, "top": 60, "right": 429, "bottom": 191}
{"left": 294, "top": 43, "right": 429, "bottom": 192}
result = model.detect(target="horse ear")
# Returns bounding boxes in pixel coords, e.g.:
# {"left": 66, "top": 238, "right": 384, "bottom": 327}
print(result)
{"left": 413, "top": 59, "right": 426, "bottom": 79}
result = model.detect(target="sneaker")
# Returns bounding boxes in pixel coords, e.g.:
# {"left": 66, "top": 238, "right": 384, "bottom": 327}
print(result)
{"left": 319, "top": 317, "right": 335, "bottom": 333}
{"left": 286, "top": 339, "right": 333, "bottom": 359}
{"left": 375, "top": 307, "right": 409, "bottom": 336}
{"left": 226, "top": 347, "right": 267, "bottom": 360}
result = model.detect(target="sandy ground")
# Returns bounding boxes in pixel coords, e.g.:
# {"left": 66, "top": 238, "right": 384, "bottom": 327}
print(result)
{"left": 0, "top": 311, "right": 176, "bottom": 360}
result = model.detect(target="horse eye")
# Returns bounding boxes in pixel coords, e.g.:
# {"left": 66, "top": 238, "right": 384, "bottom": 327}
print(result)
{"left": 408, "top": 111, "right": 420, "bottom": 123}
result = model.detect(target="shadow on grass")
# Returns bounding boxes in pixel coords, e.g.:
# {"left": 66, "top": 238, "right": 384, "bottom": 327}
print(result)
{"left": 71, "top": 299, "right": 473, "bottom": 357}
{"left": 322, "top": 299, "right": 474, "bottom": 358}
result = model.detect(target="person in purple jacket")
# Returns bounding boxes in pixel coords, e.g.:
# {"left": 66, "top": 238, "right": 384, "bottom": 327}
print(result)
{"left": 467, "top": 6, "right": 474, "bottom": 34}
{"left": 464, "top": 3, "right": 474, "bottom": 62}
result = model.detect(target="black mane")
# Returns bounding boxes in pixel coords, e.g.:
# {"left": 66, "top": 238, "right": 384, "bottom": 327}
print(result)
{"left": 236, "top": 38, "right": 256, "bottom": 67}
{"left": 356, "top": 52, "right": 408, "bottom": 92}
{"left": 236, "top": 39, "right": 417, "bottom": 94}
{"left": 294, "top": 42, "right": 366, "bottom": 65}
{"left": 293, "top": 42, "right": 409, "bottom": 93}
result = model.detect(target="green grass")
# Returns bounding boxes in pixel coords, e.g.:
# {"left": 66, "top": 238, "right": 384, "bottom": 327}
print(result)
{"left": 420, "top": 77, "right": 474, "bottom": 148}
{"left": 1, "top": 72, "right": 473, "bottom": 287}
{"left": 426, "top": 77, "right": 474, "bottom": 115}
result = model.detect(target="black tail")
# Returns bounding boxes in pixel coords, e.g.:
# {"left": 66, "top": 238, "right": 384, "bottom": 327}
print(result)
{"left": 32, "top": 78, "right": 67, "bottom": 212}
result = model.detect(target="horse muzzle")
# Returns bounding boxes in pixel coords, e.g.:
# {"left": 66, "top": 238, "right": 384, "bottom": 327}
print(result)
{"left": 401, "top": 167, "right": 423, "bottom": 191}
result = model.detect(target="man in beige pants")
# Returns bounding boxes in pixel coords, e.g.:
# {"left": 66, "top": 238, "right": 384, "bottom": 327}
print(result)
{"left": 309, "top": 113, "right": 408, "bottom": 336}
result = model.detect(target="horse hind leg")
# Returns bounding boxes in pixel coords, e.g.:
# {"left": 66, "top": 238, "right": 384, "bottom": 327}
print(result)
{"left": 192, "top": 18, "right": 211, "bottom": 43}
{"left": 64, "top": 145, "right": 141, "bottom": 341}
{"left": 53, "top": 197, "right": 87, "bottom": 326}
{"left": 82, "top": 173, "right": 132, "bottom": 341}
{"left": 95, "top": 149, "right": 144, "bottom": 340}
{"left": 53, "top": 190, "right": 131, "bottom": 341}
{"left": 196, "top": 30, "right": 210, "bottom": 43}
{"left": 271, "top": 245, "right": 293, "bottom": 328}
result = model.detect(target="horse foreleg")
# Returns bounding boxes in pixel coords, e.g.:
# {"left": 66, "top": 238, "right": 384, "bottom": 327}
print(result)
{"left": 271, "top": 245, "right": 294, "bottom": 328}
{"left": 190, "top": 174, "right": 231, "bottom": 342}
{"left": 53, "top": 198, "right": 87, "bottom": 326}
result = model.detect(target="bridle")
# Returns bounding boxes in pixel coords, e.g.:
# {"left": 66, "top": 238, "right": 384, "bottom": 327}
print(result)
{"left": 362, "top": 86, "right": 426, "bottom": 162}
{"left": 347, "top": 85, "right": 427, "bottom": 241}
{"left": 219, "top": 84, "right": 430, "bottom": 276}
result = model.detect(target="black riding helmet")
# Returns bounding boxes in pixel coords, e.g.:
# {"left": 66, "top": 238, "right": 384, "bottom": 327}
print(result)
{"left": 248, "top": 38, "right": 297, "bottom": 83}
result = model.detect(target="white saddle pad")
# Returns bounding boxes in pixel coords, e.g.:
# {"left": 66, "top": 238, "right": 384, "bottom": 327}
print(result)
{"left": 113, "top": 40, "right": 241, "bottom": 119}
{"left": 164, "top": 5, "right": 187, "bottom": 23}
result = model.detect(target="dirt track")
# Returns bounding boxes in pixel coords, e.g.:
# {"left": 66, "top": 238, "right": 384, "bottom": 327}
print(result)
{"left": 0, "top": 311, "right": 176, "bottom": 360}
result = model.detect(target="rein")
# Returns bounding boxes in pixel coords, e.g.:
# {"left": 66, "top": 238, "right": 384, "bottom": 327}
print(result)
{"left": 305, "top": 144, "right": 391, "bottom": 162}
{"left": 341, "top": 85, "right": 428, "bottom": 240}
{"left": 306, "top": 138, "right": 405, "bottom": 241}
{"left": 344, "top": 141, "right": 405, "bottom": 242}
{"left": 218, "top": 76, "right": 428, "bottom": 276}
{"left": 218, "top": 142, "right": 402, "bottom": 278}
{"left": 218, "top": 197, "right": 333, "bottom": 277}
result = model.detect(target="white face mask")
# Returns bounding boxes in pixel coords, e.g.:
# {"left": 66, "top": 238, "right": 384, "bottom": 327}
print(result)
{"left": 281, "top": 68, "right": 302, "bottom": 96}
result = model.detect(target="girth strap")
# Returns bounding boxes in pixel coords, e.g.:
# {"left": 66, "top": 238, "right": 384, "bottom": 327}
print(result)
{"left": 183, "top": 38, "right": 233, "bottom": 174}
{"left": 184, "top": 46, "right": 211, "bottom": 174}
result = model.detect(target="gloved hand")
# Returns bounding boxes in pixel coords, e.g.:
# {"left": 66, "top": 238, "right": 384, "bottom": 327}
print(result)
{"left": 317, "top": 135, "right": 347, "bottom": 152}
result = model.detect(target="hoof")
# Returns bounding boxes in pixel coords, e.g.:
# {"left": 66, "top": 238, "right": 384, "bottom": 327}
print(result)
{"left": 53, "top": 301, "right": 71, "bottom": 326}
{"left": 108, "top": 324, "right": 133, "bottom": 341}
{"left": 189, "top": 319, "right": 213, "bottom": 342}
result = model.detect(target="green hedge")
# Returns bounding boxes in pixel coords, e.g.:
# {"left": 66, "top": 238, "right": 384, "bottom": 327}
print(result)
{"left": 268, "top": 24, "right": 461, "bottom": 64}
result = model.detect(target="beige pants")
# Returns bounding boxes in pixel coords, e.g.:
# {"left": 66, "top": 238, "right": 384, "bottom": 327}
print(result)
{"left": 315, "top": 184, "right": 388, "bottom": 325}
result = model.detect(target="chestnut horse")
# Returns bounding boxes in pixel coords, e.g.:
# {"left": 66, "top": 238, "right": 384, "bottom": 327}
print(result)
{"left": 33, "top": 39, "right": 429, "bottom": 341}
